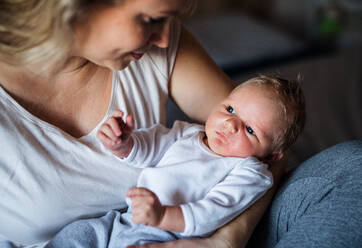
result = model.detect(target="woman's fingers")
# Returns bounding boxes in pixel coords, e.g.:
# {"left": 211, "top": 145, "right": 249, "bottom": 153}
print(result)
{"left": 126, "top": 238, "right": 215, "bottom": 248}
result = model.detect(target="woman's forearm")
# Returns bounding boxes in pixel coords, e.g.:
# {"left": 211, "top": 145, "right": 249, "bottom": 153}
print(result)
{"left": 158, "top": 206, "right": 185, "bottom": 233}
{"left": 211, "top": 184, "right": 278, "bottom": 248}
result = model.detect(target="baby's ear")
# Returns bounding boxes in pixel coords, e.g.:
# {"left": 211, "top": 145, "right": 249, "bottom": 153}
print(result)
{"left": 265, "top": 150, "right": 284, "bottom": 162}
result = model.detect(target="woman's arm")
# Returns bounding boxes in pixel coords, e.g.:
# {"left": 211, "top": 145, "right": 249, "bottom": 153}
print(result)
{"left": 168, "top": 27, "right": 235, "bottom": 123}
{"left": 139, "top": 27, "right": 285, "bottom": 248}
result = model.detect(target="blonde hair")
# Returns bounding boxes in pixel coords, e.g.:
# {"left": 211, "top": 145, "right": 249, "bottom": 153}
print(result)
{"left": 238, "top": 75, "right": 306, "bottom": 152}
{"left": 0, "top": 0, "right": 197, "bottom": 71}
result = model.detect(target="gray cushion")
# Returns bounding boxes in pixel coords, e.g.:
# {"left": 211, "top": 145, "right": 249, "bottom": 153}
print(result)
{"left": 248, "top": 140, "right": 362, "bottom": 248}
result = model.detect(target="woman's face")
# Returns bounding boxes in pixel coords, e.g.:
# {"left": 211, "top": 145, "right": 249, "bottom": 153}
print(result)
{"left": 72, "top": 0, "right": 184, "bottom": 70}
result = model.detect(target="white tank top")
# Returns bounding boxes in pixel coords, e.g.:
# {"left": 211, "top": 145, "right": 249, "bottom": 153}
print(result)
{"left": 0, "top": 21, "right": 181, "bottom": 246}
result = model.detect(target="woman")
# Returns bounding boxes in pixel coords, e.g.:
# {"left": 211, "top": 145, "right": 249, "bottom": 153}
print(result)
{"left": 0, "top": 0, "right": 284, "bottom": 247}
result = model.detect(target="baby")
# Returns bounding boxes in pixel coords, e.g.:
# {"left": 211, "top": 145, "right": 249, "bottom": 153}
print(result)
{"left": 47, "top": 75, "right": 305, "bottom": 248}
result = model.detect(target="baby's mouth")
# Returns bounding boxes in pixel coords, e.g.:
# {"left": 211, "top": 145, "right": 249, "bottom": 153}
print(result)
{"left": 215, "top": 131, "right": 227, "bottom": 142}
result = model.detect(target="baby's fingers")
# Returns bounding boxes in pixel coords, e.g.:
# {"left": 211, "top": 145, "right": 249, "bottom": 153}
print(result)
{"left": 126, "top": 187, "right": 154, "bottom": 198}
{"left": 112, "top": 109, "right": 124, "bottom": 118}
{"left": 96, "top": 130, "right": 122, "bottom": 152}
{"left": 96, "top": 131, "right": 113, "bottom": 150}
{"left": 125, "top": 114, "right": 135, "bottom": 131}
{"left": 99, "top": 120, "right": 121, "bottom": 140}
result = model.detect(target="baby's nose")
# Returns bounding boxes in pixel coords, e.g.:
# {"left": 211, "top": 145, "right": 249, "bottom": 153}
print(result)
{"left": 223, "top": 119, "right": 238, "bottom": 134}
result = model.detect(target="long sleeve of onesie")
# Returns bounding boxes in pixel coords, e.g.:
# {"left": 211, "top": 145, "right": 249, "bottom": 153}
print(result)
{"left": 180, "top": 157, "right": 273, "bottom": 237}
{"left": 124, "top": 121, "right": 202, "bottom": 168}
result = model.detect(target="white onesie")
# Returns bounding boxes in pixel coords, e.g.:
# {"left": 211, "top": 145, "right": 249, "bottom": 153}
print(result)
{"left": 124, "top": 121, "right": 273, "bottom": 236}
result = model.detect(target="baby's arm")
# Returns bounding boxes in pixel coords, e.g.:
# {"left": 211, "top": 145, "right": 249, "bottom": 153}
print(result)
{"left": 122, "top": 121, "right": 201, "bottom": 167}
{"left": 97, "top": 110, "right": 134, "bottom": 158}
{"left": 181, "top": 159, "right": 273, "bottom": 236}
{"left": 126, "top": 187, "right": 185, "bottom": 232}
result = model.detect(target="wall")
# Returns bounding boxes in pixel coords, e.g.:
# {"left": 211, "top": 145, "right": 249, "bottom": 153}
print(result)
{"left": 195, "top": 0, "right": 306, "bottom": 36}
{"left": 196, "top": 0, "right": 272, "bottom": 17}
{"left": 195, "top": 0, "right": 362, "bottom": 42}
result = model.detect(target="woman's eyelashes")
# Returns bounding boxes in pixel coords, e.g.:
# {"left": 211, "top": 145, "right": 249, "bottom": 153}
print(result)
{"left": 144, "top": 16, "right": 167, "bottom": 25}
{"left": 226, "top": 105, "right": 236, "bottom": 114}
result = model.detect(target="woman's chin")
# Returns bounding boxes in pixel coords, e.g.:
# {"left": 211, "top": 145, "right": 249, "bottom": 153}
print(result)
{"left": 100, "top": 60, "right": 131, "bottom": 71}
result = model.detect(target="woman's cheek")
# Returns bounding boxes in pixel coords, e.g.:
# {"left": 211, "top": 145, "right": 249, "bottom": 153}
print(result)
{"left": 133, "top": 25, "right": 152, "bottom": 46}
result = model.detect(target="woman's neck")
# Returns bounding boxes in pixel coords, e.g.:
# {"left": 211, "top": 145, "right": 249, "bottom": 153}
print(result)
{"left": 0, "top": 59, "right": 113, "bottom": 137}
{"left": 0, "top": 58, "right": 104, "bottom": 98}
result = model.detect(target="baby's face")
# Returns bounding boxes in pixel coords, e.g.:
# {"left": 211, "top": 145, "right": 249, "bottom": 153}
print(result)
{"left": 204, "top": 83, "right": 286, "bottom": 159}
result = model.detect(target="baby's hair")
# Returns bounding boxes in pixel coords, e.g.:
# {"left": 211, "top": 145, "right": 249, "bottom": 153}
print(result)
{"left": 238, "top": 75, "right": 306, "bottom": 152}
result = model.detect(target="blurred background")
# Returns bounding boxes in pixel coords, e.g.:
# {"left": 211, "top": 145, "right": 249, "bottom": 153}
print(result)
{"left": 168, "top": 0, "right": 362, "bottom": 170}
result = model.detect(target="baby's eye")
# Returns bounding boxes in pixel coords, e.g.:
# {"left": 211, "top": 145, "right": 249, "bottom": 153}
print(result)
{"left": 226, "top": 106, "right": 236, "bottom": 114}
{"left": 246, "top": 126, "right": 255, "bottom": 135}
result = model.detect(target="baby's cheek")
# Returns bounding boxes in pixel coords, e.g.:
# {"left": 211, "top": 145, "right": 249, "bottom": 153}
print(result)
{"left": 229, "top": 139, "right": 251, "bottom": 157}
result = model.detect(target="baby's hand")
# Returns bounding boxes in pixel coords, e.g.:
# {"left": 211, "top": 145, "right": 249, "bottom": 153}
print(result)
{"left": 126, "top": 187, "right": 165, "bottom": 228}
{"left": 97, "top": 110, "right": 134, "bottom": 158}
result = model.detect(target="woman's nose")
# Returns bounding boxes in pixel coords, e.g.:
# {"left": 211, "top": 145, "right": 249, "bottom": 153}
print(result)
{"left": 223, "top": 118, "right": 239, "bottom": 134}
{"left": 149, "top": 21, "right": 171, "bottom": 48}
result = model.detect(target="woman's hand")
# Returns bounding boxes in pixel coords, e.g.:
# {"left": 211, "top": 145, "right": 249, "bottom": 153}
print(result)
{"left": 97, "top": 109, "right": 134, "bottom": 158}
{"left": 126, "top": 236, "right": 228, "bottom": 248}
